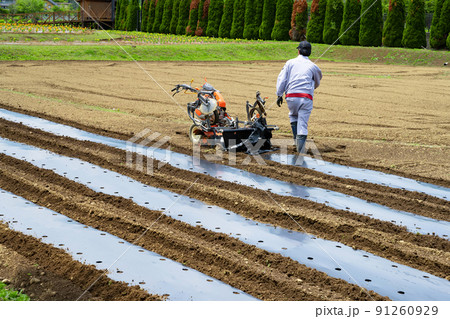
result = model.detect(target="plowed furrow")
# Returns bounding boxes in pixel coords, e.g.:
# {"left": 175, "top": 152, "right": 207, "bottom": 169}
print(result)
{"left": 0, "top": 123, "right": 448, "bottom": 280}
{"left": 1, "top": 103, "right": 449, "bottom": 190}
{"left": 0, "top": 155, "right": 384, "bottom": 301}
{"left": 0, "top": 224, "right": 161, "bottom": 301}
{"left": 231, "top": 157, "right": 450, "bottom": 222}
{"left": 0, "top": 113, "right": 448, "bottom": 223}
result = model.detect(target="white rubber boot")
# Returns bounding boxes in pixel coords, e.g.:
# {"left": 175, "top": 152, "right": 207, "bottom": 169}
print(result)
{"left": 296, "top": 135, "right": 307, "bottom": 153}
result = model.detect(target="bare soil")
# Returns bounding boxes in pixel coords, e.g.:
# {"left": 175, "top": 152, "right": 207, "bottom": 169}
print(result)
{"left": 0, "top": 60, "right": 448, "bottom": 300}
{"left": 0, "top": 60, "right": 448, "bottom": 181}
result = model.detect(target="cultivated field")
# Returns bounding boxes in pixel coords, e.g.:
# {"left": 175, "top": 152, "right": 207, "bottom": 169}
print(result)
{"left": 1, "top": 60, "right": 449, "bottom": 179}
{"left": 0, "top": 59, "right": 449, "bottom": 300}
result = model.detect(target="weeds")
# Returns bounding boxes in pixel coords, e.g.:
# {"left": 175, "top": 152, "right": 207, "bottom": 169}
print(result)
{"left": 0, "top": 282, "right": 30, "bottom": 301}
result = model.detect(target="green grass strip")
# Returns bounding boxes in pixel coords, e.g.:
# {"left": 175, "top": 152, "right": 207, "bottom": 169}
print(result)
{"left": 0, "top": 41, "right": 449, "bottom": 66}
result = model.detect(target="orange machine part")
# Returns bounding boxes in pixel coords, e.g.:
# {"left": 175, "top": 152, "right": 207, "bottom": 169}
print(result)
{"left": 195, "top": 109, "right": 203, "bottom": 116}
{"left": 214, "top": 91, "right": 227, "bottom": 108}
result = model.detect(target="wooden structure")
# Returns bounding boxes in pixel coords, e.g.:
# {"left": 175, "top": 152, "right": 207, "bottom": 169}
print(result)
{"left": 76, "top": 0, "right": 115, "bottom": 27}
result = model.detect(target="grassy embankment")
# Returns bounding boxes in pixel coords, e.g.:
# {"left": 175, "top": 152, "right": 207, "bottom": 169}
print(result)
{"left": 0, "top": 30, "right": 449, "bottom": 66}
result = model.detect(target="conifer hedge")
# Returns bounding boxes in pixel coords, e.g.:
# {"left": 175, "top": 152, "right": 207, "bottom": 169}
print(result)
{"left": 430, "top": 0, "right": 445, "bottom": 48}
{"left": 126, "top": 0, "right": 139, "bottom": 31}
{"left": 382, "top": 0, "right": 406, "bottom": 47}
{"left": 142, "top": 0, "right": 150, "bottom": 32}
{"left": 307, "top": 0, "right": 327, "bottom": 43}
{"left": 177, "top": 0, "right": 191, "bottom": 34}
{"left": 230, "top": 0, "right": 245, "bottom": 38}
{"left": 272, "top": 0, "right": 293, "bottom": 41}
{"left": 322, "top": 0, "right": 343, "bottom": 44}
{"left": 206, "top": 0, "right": 224, "bottom": 37}
{"left": 119, "top": 0, "right": 129, "bottom": 30}
{"left": 112, "top": 0, "right": 446, "bottom": 50}
{"left": 339, "top": 0, "right": 361, "bottom": 45}
{"left": 359, "top": 0, "right": 383, "bottom": 46}
{"left": 170, "top": 0, "right": 181, "bottom": 34}
{"left": 147, "top": 0, "right": 157, "bottom": 33}
{"left": 402, "top": 0, "right": 427, "bottom": 48}
{"left": 196, "top": 0, "right": 210, "bottom": 36}
{"left": 259, "top": 0, "right": 277, "bottom": 40}
{"left": 160, "top": 0, "right": 174, "bottom": 34}
{"left": 187, "top": 0, "right": 200, "bottom": 35}
{"left": 115, "top": 0, "right": 122, "bottom": 30}
{"left": 218, "top": 0, "right": 235, "bottom": 38}
{"left": 243, "top": 0, "right": 264, "bottom": 39}
{"left": 434, "top": 0, "right": 450, "bottom": 49}
{"left": 290, "top": 0, "right": 308, "bottom": 41}
{"left": 153, "top": 0, "right": 165, "bottom": 33}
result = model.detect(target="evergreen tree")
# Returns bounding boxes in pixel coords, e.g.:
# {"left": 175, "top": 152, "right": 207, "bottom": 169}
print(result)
{"left": 272, "top": 0, "right": 293, "bottom": 41}
{"left": 359, "top": 0, "right": 383, "bottom": 46}
{"left": 187, "top": 0, "right": 200, "bottom": 35}
{"left": 115, "top": 0, "right": 122, "bottom": 30}
{"left": 243, "top": 0, "right": 264, "bottom": 39}
{"left": 290, "top": 0, "right": 308, "bottom": 41}
{"left": 402, "top": 0, "right": 427, "bottom": 48}
{"left": 433, "top": 0, "right": 450, "bottom": 48}
{"left": 142, "top": 0, "right": 150, "bottom": 32}
{"left": 382, "top": 0, "right": 406, "bottom": 47}
{"left": 259, "top": 0, "right": 277, "bottom": 40}
{"left": 196, "top": 0, "right": 210, "bottom": 36}
{"left": 160, "top": 0, "right": 173, "bottom": 33}
{"left": 153, "top": 0, "right": 165, "bottom": 33}
{"left": 177, "top": 0, "right": 191, "bottom": 34}
{"left": 119, "top": 0, "right": 129, "bottom": 30}
{"left": 147, "top": 0, "right": 157, "bottom": 32}
{"left": 323, "top": 0, "right": 344, "bottom": 44}
{"left": 339, "top": 0, "right": 361, "bottom": 45}
{"left": 206, "top": 0, "right": 224, "bottom": 37}
{"left": 430, "top": 0, "right": 445, "bottom": 48}
{"left": 230, "top": 0, "right": 246, "bottom": 38}
{"left": 447, "top": 32, "right": 450, "bottom": 49}
{"left": 307, "top": 0, "right": 327, "bottom": 43}
{"left": 170, "top": 0, "right": 181, "bottom": 34}
{"left": 219, "top": 0, "right": 235, "bottom": 38}
{"left": 126, "top": 0, "right": 139, "bottom": 31}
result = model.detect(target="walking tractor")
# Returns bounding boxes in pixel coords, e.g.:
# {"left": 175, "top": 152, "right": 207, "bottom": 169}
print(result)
{"left": 171, "top": 82, "right": 279, "bottom": 153}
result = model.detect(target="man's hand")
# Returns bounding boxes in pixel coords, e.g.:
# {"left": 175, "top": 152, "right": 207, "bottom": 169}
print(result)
{"left": 277, "top": 96, "right": 283, "bottom": 107}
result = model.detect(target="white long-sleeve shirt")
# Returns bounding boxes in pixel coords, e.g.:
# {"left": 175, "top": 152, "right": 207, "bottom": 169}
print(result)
{"left": 276, "top": 55, "right": 322, "bottom": 97}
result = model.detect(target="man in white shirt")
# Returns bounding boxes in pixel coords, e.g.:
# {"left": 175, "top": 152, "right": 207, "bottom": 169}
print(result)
{"left": 276, "top": 41, "right": 322, "bottom": 153}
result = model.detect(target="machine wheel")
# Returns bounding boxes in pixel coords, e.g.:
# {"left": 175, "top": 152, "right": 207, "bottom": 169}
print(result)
{"left": 189, "top": 124, "right": 207, "bottom": 145}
